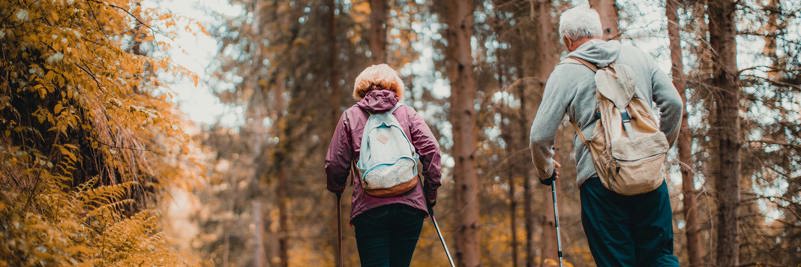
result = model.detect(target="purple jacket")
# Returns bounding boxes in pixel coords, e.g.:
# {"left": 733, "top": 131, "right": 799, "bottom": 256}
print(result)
{"left": 325, "top": 90, "right": 442, "bottom": 220}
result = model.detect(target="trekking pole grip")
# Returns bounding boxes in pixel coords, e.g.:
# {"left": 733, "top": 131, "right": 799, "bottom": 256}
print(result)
{"left": 540, "top": 170, "right": 558, "bottom": 186}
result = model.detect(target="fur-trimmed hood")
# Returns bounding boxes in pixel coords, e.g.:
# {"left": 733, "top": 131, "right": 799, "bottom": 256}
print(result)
{"left": 352, "top": 64, "right": 404, "bottom": 100}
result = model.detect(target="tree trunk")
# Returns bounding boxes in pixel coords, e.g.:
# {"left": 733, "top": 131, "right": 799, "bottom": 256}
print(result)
{"left": 522, "top": 64, "right": 536, "bottom": 265}
{"left": 272, "top": 71, "right": 290, "bottom": 267}
{"left": 369, "top": 0, "right": 388, "bottom": 63}
{"left": 276, "top": 168, "right": 289, "bottom": 267}
{"left": 328, "top": 0, "right": 340, "bottom": 125}
{"left": 326, "top": 1, "right": 342, "bottom": 265}
{"left": 252, "top": 200, "right": 267, "bottom": 267}
{"left": 666, "top": 1, "right": 703, "bottom": 266}
{"left": 523, "top": 167, "right": 534, "bottom": 267}
{"left": 523, "top": 1, "right": 560, "bottom": 265}
{"left": 503, "top": 110, "right": 520, "bottom": 267}
{"left": 516, "top": 75, "right": 535, "bottom": 267}
{"left": 708, "top": 1, "right": 740, "bottom": 266}
{"left": 588, "top": 0, "right": 620, "bottom": 40}
{"left": 443, "top": 0, "right": 480, "bottom": 266}
{"left": 763, "top": 0, "right": 781, "bottom": 80}
{"left": 223, "top": 231, "right": 230, "bottom": 267}
{"left": 499, "top": 62, "right": 519, "bottom": 267}
{"left": 129, "top": 0, "right": 146, "bottom": 56}
{"left": 254, "top": 2, "right": 289, "bottom": 266}
{"left": 509, "top": 172, "right": 519, "bottom": 267}
{"left": 326, "top": 0, "right": 342, "bottom": 148}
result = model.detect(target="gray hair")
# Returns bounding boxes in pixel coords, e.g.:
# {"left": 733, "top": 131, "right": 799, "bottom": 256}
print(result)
{"left": 558, "top": 5, "right": 603, "bottom": 42}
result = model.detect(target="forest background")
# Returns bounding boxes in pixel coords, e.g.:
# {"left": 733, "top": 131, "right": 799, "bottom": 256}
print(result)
{"left": 1, "top": 0, "right": 799, "bottom": 266}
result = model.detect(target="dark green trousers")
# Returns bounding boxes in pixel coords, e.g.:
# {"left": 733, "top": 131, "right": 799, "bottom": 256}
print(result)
{"left": 580, "top": 177, "right": 680, "bottom": 267}
{"left": 353, "top": 204, "right": 424, "bottom": 267}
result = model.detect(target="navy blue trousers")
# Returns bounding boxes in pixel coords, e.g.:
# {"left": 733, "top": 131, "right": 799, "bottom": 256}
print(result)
{"left": 580, "top": 177, "right": 680, "bottom": 267}
{"left": 353, "top": 204, "right": 424, "bottom": 267}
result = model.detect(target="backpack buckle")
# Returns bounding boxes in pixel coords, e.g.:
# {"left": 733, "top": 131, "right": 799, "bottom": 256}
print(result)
{"left": 621, "top": 111, "right": 631, "bottom": 123}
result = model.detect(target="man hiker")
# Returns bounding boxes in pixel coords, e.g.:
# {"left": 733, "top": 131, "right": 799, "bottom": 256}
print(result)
{"left": 325, "top": 64, "right": 442, "bottom": 267}
{"left": 529, "top": 5, "right": 683, "bottom": 266}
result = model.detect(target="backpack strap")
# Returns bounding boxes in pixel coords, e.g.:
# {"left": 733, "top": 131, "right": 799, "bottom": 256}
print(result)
{"left": 565, "top": 56, "right": 599, "bottom": 73}
{"left": 351, "top": 160, "right": 362, "bottom": 185}
{"left": 570, "top": 120, "right": 591, "bottom": 147}
{"left": 389, "top": 102, "right": 404, "bottom": 113}
{"left": 565, "top": 56, "right": 601, "bottom": 144}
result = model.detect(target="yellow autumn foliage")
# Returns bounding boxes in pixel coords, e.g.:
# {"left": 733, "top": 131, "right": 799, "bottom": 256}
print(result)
{"left": 1, "top": 0, "right": 198, "bottom": 265}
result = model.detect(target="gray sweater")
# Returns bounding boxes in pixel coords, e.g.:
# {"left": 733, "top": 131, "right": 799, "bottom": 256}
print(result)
{"left": 529, "top": 40, "right": 683, "bottom": 186}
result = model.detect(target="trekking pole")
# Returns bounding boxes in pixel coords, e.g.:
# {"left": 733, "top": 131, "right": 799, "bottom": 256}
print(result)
{"left": 419, "top": 173, "right": 455, "bottom": 267}
{"left": 550, "top": 177, "right": 564, "bottom": 267}
{"left": 429, "top": 208, "right": 456, "bottom": 267}
{"left": 336, "top": 192, "right": 344, "bottom": 267}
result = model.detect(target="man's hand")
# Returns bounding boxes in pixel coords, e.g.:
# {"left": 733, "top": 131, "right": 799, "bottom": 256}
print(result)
{"left": 540, "top": 160, "right": 561, "bottom": 186}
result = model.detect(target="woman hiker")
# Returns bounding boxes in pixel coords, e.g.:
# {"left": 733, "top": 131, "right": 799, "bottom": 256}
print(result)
{"left": 325, "top": 64, "right": 442, "bottom": 267}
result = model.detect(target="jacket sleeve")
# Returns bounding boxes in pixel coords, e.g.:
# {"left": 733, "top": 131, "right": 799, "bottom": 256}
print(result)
{"left": 407, "top": 107, "right": 441, "bottom": 203}
{"left": 648, "top": 56, "right": 684, "bottom": 146}
{"left": 530, "top": 66, "right": 575, "bottom": 180}
{"left": 325, "top": 112, "right": 353, "bottom": 194}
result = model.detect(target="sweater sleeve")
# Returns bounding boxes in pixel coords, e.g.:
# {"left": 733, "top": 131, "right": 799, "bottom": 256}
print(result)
{"left": 530, "top": 66, "right": 576, "bottom": 180}
{"left": 648, "top": 56, "right": 684, "bottom": 146}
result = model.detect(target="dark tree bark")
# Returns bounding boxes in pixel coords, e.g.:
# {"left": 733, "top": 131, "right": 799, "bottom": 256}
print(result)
{"left": 442, "top": 0, "right": 480, "bottom": 265}
{"left": 763, "top": 0, "right": 781, "bottom": 80}
{"left": 520, "top": 82, "right": 535, "bottom": 267}
{"left": 498, "top": 59, "right": 519, "bottom": 267}
{"left": 588, "top": 0, "right": 620, "bottom": 40}
{"left": 273, "top": 71, "right": 290, "bottom": 267}
{"left": 276, "top": 163, "right": 289, "bottom": 267}
{"left": 508, "top": 171, "right": 519, "bottom": 267}
{"left": 529, "top": 1, "right": 560, "bottom": 266}
{"left": 252, "top": 201, "right": 267, "bottom": 267}
{"left": 327, "top": 0, "right": 341, "bottom": 136}
{"left": 326, "top": 1, "right": 343, "bottom": 265}
{"left": 515, "top": 1, "right": 560, "bottom": 266}
{"left": 708, "top": 0, "right": 740, "bottom": 266}
{"left": 276, "top": 132, "right": 289, "bottom": 267}
{"left": 369, "top": 0, "right": 388, "bottom": 63}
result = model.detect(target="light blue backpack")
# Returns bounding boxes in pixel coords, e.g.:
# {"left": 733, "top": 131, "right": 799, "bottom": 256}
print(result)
{"left": 355, "top": 103, "right": 420, "bottom": 197}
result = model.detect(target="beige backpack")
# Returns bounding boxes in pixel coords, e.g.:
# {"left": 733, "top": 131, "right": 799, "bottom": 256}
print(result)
{"left": 566, "top": 57, "right": 669, "bottom": 195}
